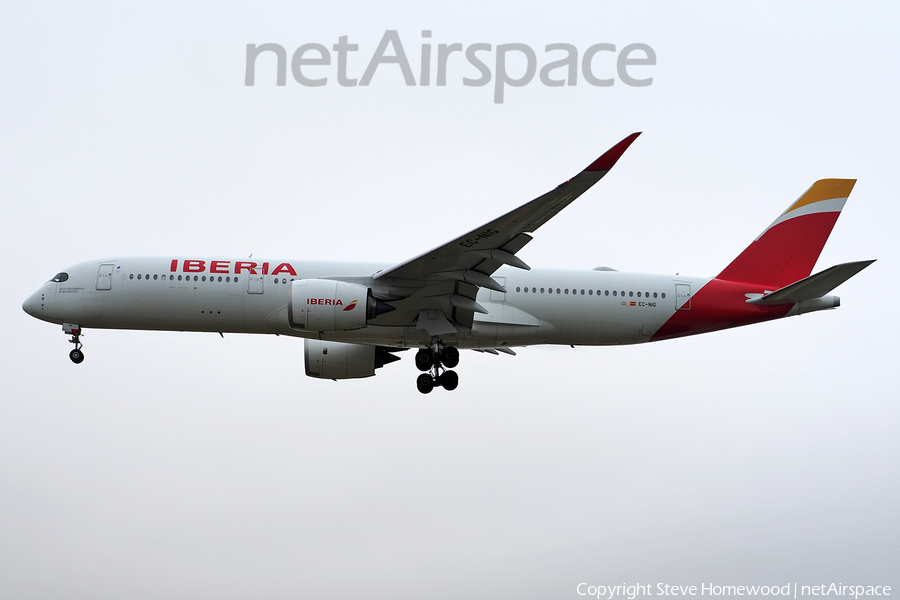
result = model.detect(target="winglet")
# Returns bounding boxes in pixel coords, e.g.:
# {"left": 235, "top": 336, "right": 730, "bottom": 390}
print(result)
{"left": 584, "top": 132, "right": 642, "bottom": 172}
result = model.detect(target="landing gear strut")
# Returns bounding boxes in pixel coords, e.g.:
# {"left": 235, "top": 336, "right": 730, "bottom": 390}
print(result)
{"left": 64, "top": 323, "right": 84, "bottom": 364}
{"left": 415, "top": 338, "right": 459, "bottom": 394}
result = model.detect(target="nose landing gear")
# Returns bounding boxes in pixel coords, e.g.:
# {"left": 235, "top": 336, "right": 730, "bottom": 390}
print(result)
{"left": 414, "top": 339, "right": 460, "bottom": 394}
{"left": 63, "top": 323, "right": 84, "bottom": 364}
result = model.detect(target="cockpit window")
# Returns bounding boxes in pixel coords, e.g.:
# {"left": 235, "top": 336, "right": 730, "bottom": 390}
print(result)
{"left": 51, "top": 272, "right": 69, "bottom": 283}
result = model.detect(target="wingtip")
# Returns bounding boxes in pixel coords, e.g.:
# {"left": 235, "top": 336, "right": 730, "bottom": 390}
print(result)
{"left": 584, "top": 132, "right": 642, "bottom": 172}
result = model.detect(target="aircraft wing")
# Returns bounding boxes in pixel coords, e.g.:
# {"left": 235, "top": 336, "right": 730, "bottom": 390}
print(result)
{"left": 371, "top": 133, "right": 641, "bottom": 332}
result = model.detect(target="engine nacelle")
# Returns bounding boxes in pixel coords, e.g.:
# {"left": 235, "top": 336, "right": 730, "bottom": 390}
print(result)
{"left": 289, "top": 279, "right": 374, "bottom": 332}
{"left": 304, "top": 339, "right": 402, "bottom": 380}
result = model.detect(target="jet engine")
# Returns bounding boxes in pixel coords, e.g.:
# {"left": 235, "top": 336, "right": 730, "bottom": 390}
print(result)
{"left": 289, "top": 279, "right": 393, "bottom": 331}
{"left": 304, "top": 339, "right": 402, "bottom": 380}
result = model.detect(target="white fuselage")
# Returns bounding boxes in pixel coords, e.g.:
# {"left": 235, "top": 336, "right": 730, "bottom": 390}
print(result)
{"left": 23, "top": 257, "right": 708, "bottom": 349}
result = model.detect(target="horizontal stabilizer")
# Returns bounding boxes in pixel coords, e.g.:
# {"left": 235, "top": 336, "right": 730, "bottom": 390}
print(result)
{"left": 747, "top": 260, "right": 875, "bottom": 305}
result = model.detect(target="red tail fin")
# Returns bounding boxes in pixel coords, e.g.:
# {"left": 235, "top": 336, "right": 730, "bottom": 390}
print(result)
{"left": 716, "top": 179, "right": 855, "bottom": 287}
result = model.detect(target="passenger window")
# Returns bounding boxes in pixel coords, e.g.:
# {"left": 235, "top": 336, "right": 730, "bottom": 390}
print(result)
{"left": 234, "top": 277, "right": 239, "bottom": 283}
{"left": 130, "top": 274, "right": 134, "bottom": 279}
{"left": 605, "top": 290, "right": 609, "bottom": 296}
{"left": 661, "top": 293, "right": 666, "bottom": 299}
{"left": 613, "top": 291, "right": 617, "bottom": 296}
{"left": 637, "top": 291, "right": 641, "bottom": 297}
{"left": 653, "top": 292, "right": 657, "bottom": 298}
{"left": 589, "top": 289, "right": 593, "bottom": 295}
{"left": 580, "top": 289, "right": 584, "bottom": 295}
{"left": 202, "top": 276, "right": 207, "bottom": 282}
{"left": 218, "top": 276, "right": 223, "bottom": 282}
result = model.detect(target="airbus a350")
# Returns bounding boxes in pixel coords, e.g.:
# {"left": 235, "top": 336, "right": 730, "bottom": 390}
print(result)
{"left": 22, "top": 133, "right": 874, "bottom": 393}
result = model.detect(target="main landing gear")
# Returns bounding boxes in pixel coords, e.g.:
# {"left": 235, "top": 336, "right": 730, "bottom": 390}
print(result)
{"left": 415, "top": 339, "right": 460, "bottom": 394}
{"left": 63, "top": 323, "right": 84, "bottom": 364}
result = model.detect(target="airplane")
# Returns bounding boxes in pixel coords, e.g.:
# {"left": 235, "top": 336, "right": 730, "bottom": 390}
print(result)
{"left": 22, "top": 133, "right": 875, "bottom": 394}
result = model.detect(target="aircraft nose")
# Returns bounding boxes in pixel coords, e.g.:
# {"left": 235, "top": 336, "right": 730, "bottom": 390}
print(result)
{"left": 22, "top": 289, "right": 42, "bottom": 317}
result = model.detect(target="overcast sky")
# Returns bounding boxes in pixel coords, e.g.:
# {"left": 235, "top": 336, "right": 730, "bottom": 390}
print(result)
{"left": 2, "top": 1, "right": 898, "bottom": 598}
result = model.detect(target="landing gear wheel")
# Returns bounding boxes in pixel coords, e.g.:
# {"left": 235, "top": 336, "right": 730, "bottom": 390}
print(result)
{"left": 416, "top": 373, "right": 435, "bottom": 394}
{"left": 414, "top": 338, "right": 461, "bottom": 393}
{"left": 64, "top": 324, "right": 85, "bottom": 364}
{"left": 415, "top": 349, "right": 434, "bottom": 372}
{"left": 440, "top": 370, "right": 459, "bottom": 391}
{"left": 440, "top": 346, "right": 460, "bottom": 368}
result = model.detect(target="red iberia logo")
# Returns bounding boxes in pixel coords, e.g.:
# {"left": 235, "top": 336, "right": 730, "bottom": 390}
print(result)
{"left": 343, "top": 300, "right": 359, "bottom": 312}
{"left": 307, "top": 298, "right": 343, "bottom": 306}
